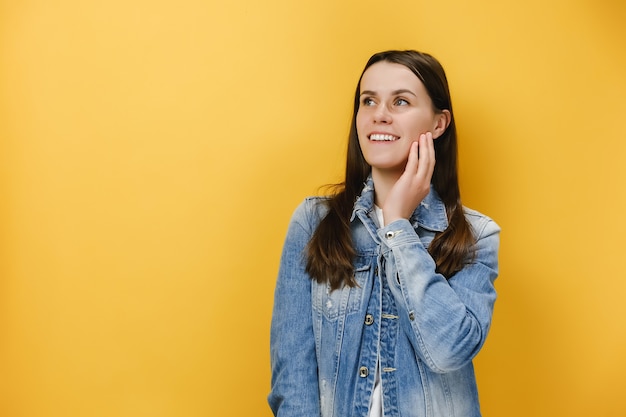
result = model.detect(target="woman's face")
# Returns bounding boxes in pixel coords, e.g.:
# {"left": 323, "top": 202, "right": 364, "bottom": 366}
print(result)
{"left": 356, "top": 61, "right": 442, "bottom": 176}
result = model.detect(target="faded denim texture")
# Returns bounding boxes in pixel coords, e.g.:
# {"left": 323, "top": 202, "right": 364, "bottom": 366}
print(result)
{"left": 269, "top": 177, "right": 500, "bottom": 417}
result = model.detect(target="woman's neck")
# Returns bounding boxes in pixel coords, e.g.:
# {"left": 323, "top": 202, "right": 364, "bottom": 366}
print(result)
{"left": 371, "top": 169, "right": 402, "bottom": 208}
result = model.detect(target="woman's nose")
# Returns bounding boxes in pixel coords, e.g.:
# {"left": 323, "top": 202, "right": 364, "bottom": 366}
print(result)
{"left": 373, "top": 104, "right": 392, "bottom": 123}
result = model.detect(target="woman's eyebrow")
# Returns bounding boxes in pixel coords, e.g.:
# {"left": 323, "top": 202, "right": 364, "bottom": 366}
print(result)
{"left": 391, "top": 89, "right": 417, "bottom": 97}
{"left": 360, "top": 89, "right": 417, "bottom": 97}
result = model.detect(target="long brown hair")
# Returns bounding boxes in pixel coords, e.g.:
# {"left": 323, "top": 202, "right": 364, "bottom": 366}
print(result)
{"left": 306, "top": 50, "right": 475, "bottom": 290}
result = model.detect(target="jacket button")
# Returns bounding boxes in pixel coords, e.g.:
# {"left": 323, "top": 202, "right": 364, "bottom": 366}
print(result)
{"left": 408, "top": 311, "right": 415, "bottom": 321}
{"left": 364, "top": 314, "right": 374, "bottom": 325}
{"left": 359, "top": 366, "right": 369, "bottom": 377}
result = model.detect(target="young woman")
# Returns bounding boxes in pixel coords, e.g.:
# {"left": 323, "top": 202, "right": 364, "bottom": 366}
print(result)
{"left": 268, "top": 50, "right": 500, "bottom": 417}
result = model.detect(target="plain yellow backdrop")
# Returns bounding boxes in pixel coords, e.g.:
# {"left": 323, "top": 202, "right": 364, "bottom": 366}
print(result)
{"left": 1, "top": 0, "right": 625, "bottom": 416}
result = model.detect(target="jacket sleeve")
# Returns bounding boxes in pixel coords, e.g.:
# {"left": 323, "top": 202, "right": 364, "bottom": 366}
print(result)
{"left": 378, "top": 214, "right": 500, "bottom": 373}
{"left": 268, "top": 200, "right": 321, "bottom": 416}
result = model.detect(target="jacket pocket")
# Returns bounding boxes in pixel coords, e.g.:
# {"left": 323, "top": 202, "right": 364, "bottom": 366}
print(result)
{"left": 313, "top": 262, "right": 371, "bottom": 321}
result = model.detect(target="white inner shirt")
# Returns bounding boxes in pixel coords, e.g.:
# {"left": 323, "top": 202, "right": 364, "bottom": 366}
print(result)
{"left": 368, "top": 206, "right": 385, "bottom": 417}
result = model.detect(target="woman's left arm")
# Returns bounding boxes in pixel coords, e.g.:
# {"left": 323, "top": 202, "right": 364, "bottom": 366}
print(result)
{"left": 378, "top": 214, "right": 500, "bottom": 374}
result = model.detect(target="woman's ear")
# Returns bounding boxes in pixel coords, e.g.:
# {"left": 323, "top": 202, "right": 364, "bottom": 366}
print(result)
{"left": 432, "top": 109, "right": 451, "bottom": 139}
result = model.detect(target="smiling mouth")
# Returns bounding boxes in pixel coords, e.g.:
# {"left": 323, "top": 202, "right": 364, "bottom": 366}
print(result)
{"left": 369, "top": 133, "right": 400, "bottom": 141}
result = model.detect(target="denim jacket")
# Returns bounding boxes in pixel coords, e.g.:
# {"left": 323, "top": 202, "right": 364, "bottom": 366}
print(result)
{"left": 269, "top": 178, "right": 500, "bottom": 417}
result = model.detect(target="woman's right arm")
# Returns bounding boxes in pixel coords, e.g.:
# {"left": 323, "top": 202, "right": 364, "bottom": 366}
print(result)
{"left": 268, "top": 201, "right": 321, "bottom": 417}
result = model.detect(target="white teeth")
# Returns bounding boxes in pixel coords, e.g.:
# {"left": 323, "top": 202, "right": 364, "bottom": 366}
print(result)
{"left": 369, "top": 133, "right": 398, "bottom": 141}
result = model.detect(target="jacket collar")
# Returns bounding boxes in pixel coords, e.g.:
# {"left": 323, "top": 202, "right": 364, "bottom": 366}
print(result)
{"left": 351, "top": 175, "right": 449, "bottom": 232}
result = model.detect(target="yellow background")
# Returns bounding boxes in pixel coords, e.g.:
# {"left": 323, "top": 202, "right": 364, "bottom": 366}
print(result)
{"left": 1, "top": 0, "right": 625, "bottom": 416}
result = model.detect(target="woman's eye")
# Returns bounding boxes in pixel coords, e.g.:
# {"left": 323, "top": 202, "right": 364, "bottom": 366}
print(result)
{"left": 362, "top": 97, "right": 375, "bottom": 106}
{"left": 395, "top": 98, "right": 409, "bottom": 106}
